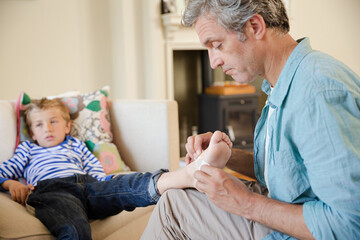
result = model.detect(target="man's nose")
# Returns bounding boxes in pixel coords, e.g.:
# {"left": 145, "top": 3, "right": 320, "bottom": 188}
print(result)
{"left": 208, "top": 49, "right": 223, "bottom": 69}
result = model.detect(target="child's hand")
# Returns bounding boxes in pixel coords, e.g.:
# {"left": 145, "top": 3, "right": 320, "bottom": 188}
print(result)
{"left": 1, "top": 180, "right": 34, "bottom": 205}
{"left": 185, "top": 153, "right": 193, "bottom": 166}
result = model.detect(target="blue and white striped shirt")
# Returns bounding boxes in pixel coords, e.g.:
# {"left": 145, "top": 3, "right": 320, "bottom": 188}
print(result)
{"left": 0, "top": 136, "right": 110, "bottom": 188}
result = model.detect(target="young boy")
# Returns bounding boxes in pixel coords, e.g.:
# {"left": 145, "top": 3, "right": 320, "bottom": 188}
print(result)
{"left": 0, "top": 98, "right": 232, "bottom": 240}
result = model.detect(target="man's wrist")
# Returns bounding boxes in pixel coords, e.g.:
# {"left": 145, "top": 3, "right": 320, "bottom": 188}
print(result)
{"left": 240, "top": 191, "right": 262, "bottom": 220}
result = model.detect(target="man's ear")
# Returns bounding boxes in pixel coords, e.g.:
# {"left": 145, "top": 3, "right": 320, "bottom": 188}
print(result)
{"left": 247, "top": 14, "right": 266, "bottom": 40}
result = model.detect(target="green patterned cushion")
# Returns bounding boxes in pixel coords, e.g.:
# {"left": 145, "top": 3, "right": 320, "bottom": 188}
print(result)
{"left": 91, "top": 142, "right": 130, "bottom": 174}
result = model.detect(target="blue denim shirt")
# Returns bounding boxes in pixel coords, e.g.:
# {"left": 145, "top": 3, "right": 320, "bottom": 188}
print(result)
{"left": 254, "top": 38, "right": 360, "bottom": 240}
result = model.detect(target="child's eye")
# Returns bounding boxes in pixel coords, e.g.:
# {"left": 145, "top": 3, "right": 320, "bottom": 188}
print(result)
{"left": 51, "top": 120, "right": 58, "bottom": 124}
{"left": 35, "top": 123, "right": 42, "bottom": 128}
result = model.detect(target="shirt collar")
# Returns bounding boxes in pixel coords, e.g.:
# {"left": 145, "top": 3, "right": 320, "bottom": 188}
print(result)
{"left": 261, "top": 37, "right": 313, "bottom": 107}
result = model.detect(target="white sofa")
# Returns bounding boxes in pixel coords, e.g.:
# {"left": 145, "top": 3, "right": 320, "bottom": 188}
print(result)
{"left": 0, "top": 99, "right": 180, "bottom": 240}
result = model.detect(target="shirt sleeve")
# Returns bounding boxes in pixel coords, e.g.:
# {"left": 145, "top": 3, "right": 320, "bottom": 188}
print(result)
{"left": 0, "top": 142, "right": 30, "bottom": 191}
{"left": 299, "top": 89, "right": 360, "bottom": 239}
{"left": 76, "top": 140, "right": 108, "bottom": 181}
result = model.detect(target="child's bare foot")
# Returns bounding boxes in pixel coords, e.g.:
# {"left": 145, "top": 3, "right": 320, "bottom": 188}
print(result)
{"left": 183, "top": 131, "right": 232, "bottom": 185}
{"left": 156, "top": 131, "right": 232, "bottom": 194}
{"left": 194, "top": 131, "right": 232, "bottom": 169}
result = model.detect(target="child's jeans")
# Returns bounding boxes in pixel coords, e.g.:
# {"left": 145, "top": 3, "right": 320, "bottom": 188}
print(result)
{"left": 26, "top": 170, "right": 167, "bottom": 240}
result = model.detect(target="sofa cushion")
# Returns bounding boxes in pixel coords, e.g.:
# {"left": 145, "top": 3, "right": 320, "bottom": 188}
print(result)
{"left": 0, "top": 101, "right": 16, "bottom": 164}
{"left": 0, "top": 191, "right": 154, "bottom": 240}
{"left": 92, "top": 141, "right": 130, "bottom": 174}
{"left": 0, "top": 192, "right": 54, "bottom": 239}
{"left": 90, "top": 205, "right": 155, "bottom": 240}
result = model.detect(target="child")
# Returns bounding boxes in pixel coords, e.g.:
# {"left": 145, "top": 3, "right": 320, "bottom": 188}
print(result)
{"left": 0, "top": 98, "right": 232, "bottom": 240}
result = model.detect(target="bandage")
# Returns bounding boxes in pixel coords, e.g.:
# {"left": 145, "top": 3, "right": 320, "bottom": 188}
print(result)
{"left": 197, "top": 153, "right": 211, "bottom": 170}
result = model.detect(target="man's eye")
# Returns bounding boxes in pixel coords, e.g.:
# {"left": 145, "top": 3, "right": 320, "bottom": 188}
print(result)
{"left": 213, "top": 43, "right": 222, "bottom": 50}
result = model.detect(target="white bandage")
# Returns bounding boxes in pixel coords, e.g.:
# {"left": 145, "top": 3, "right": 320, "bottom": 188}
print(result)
{"left": 197, "top": 153, "right": 211, "bottom": 170}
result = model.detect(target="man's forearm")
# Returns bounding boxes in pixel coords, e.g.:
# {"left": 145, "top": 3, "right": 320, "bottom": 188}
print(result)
{"left": 195, "top": 166, "right": 315, "bottom": 240}
{"left": 226, "top": 148, "right": 255, "bottom": 179}
{"left": 246, "top": 193, "right": 314, "bottom": 240}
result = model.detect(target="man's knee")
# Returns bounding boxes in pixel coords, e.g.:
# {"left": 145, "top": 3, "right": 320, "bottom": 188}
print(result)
{"left": 161, "top": 188, "right": 181, "bottom": 199}
{"left": 157, "top": 189, "right": 180, "bottom": 210}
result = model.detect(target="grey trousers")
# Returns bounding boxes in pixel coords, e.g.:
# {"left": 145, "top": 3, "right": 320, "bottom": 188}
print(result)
{"left": 141, "top": 181, "right": 274, "bottom": 240}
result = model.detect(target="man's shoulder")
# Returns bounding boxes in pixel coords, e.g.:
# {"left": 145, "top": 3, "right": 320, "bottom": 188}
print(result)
{"left": 301, "top": 50, "right": 355, "bottom": 79}
{"left": 296, "top": 51, "right": 359, "bottom": 94}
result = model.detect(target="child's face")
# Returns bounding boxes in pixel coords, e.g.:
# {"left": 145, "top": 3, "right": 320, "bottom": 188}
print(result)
{"left": 30, "top": 107, "right": 71, "bottom": 148}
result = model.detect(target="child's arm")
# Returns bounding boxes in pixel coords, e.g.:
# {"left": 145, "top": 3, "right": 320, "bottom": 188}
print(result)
{"left": 82, "top": 148, "right": 112, "bottom": 180}
{"left": 0, "top": 142, "right": 31, "bottom": 190}
{"left": 72, "top": 138, "right": 111, "bottom": 181}
{"left": 1, "top": 180, "right": 34, "bottom": 205}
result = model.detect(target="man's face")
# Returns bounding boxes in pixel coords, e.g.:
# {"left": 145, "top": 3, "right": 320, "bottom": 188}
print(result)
{"left": 30, "top": 107, "right": 71, "bottom": 148}
{"left": 195, "top": 15, "right": 262, "bottom": 84}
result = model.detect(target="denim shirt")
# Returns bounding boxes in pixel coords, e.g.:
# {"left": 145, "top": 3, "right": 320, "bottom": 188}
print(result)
{"left": 254, "top": 38, "right": 360, "bottom": 240}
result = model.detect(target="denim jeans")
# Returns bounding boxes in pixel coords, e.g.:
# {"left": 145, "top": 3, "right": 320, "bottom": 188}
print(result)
{"left": 26, "top": 170, "right": 167, "bottom": 240}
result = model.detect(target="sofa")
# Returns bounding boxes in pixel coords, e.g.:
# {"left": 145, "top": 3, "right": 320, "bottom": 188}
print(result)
{"left": 0, "top": 99, "right": 180, "bottom": 240}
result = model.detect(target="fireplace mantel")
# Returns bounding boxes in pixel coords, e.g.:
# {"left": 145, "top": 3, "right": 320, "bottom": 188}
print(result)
{"left": 161, "top": 13, "right": 201, "bottom": 44}
{"left": 162, "top": 13, "right": 205, "bottom": 99}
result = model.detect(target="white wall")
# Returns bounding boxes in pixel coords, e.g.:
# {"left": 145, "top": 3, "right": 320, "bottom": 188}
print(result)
{"left": 0, "top": 0, "right": 359, "bottom": 100}
{"left": 0, "top": 0, "right": 113, "bottom": 99}
{"left": 0, "top": 0, "right": 166, "bottom": 100}
{"left": 289, "top": 0, "right": 360, "bottom": 76}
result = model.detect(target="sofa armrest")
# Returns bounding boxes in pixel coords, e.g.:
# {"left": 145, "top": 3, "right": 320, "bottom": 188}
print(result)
{"left": 0, "top": 100, "right": 17, "bottom": 163}
{"left": 109, "top": 100, "right": 180, "bottom": 172}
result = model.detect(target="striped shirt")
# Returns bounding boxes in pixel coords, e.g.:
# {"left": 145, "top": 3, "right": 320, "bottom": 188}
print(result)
{"left": 0, "top": 136, "right": 109, "bottom": 187}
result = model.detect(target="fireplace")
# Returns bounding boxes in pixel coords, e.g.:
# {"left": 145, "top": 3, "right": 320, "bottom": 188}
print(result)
{"left": 199, "top": 93, "right": 259, "bottom": 151}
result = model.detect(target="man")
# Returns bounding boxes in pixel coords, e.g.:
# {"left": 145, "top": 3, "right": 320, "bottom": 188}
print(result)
{"left": 142, "top": 0, "right": 360, "bottom": 239}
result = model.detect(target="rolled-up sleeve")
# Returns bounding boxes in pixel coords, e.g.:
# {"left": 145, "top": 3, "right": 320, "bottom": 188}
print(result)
{"left": 303, "top": 200, "right": 360, "bottom": 239}
{"left": 300, "top": 88, "right": 360, "bottom": 239}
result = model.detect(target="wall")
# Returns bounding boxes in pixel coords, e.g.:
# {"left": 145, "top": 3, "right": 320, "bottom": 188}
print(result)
{"left": 0, "top": 0, "right": 113, "bottom": 99}
{"left": 290, "top": 0, "right": 360, "bottom": 75}
{"left": 0, "top": 0, "right": 359, "bottom": 100}
{"left": 0, "top": 0, "right": 166, "bottom": 100}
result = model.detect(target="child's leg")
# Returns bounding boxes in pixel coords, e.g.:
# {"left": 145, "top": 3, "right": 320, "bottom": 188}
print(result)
{"left": 85, "top": 131, "right": 232, "bottom": 218}
{"left": 85, "top": 170, "right": 165, "bottom": 219}
{"left": 27, "top": 180, "right": 91, "bottom": 240}
{"left": 156, "top": 131, "right": 232, "bottom": 194}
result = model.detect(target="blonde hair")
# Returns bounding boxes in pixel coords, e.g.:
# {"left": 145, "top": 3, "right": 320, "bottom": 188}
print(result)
{"left": 25, "top": 98, "right": 71, "bottom": 134}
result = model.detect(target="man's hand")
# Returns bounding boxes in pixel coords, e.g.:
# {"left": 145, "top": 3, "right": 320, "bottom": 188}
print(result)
{"left": 194, "top": 166, "right": 315, "bottom": 240}
{"left": 1, "top": 180, "right": 34, "bottom": 205}
{"left": 184, "top": 132, "right": 213, "bottom": 165}
{"left": 194, "top": 166, "right": 253, "bottom": 216}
